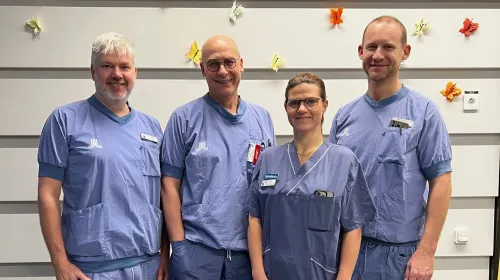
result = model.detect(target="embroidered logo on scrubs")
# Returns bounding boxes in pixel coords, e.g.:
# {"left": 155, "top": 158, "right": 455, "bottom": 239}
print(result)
{"left": 87, "top": 138, "right": 102, "bottom": 149}
{"left": 261, "top": 173, "right": 279, "bottom": 188}
{"left": 337, "top": 127, "right": 349, "bottom": 143}
{"left": 197, "top": 141, "right": 208, "bottom": 151}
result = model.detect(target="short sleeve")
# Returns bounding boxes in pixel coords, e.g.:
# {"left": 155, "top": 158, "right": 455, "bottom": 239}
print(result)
{"left": 37, "top": 110, "right": 69, "bottom": 181}
{"left": 160, "top": 111, "right": 187, "bottom": 179}
{"left": 329, "top": 110, "right": 340, "bottom": 144}
{"left": 246, "top": 155, "right": 264, "bottom": 218}
{"left": 340, "top": 158, "right": 376, "bottom": 232}
{"left": 417, "top": 102, "right": 452, "bottom": 180}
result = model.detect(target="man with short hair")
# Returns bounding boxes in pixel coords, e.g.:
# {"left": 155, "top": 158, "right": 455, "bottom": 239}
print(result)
{"left": 37, "top": 32, "right": 166, "bottom": 280}
{"left": 330, "top": 16, "right": 453, "bottom": 280}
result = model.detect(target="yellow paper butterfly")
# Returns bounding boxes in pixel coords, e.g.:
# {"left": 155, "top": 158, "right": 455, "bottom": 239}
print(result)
{"left": 26, "top": 16, "right": 42, "bottom": 35}
{"left": 412, "top": 18, "right": 430, "bottom": 36}
{"left": 186, "top": 40, "right": 202, "bottom": 65}
{"left": 229, "top": 0, "right": 244, "bottom": 22}
{"left": 270, "top": 54, "right": 284, "bottom": 72}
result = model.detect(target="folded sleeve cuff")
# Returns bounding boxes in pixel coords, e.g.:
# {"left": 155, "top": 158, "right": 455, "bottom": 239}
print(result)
{"left": 422, "top": 160, "right": 452, "bottom": 180}
{"left": 161, "top": 162, "right": 184, "bottom": 179}
{"left": 38, "top": 162, "right": 65, "bottom": 181}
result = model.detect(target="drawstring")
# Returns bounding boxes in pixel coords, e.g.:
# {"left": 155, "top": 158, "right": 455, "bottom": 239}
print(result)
{"left": 226, "top": 250, "right": 232, "bottom": 261}
{"left": 362, "top": 242, "right": 368, "bottom": 274}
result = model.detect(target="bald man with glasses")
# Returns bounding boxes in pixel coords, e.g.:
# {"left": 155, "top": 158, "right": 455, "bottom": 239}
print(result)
{"left": 160, "top": 35, "right": 276, "bottom": 280}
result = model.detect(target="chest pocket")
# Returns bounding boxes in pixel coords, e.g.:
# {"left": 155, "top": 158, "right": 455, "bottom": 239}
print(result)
{"left": 307, "top": 195, "right": 335, "bottom": 231}
{"left": 377, "top": 127, "right": 411, "bottom": 165}
{"left": 141, "top": 142, "right": 161, "bottom": 177}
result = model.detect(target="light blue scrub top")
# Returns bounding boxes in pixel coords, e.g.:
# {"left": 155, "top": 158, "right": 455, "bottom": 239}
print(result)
{"left": 329, "top": 85, "right": 452, "bottom": 243}
{"left": 246, "top": 141, "right": 376, "bottom": 279}
{"left": 38, "top": 95, "right": 163, "bottom": 272}
{"left": 161, "top": 93, "right": 276, "bottom": 251}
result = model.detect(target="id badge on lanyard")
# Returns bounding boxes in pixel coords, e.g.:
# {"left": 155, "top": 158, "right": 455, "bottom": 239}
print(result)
{"left": 247, "top": 143, "right": 262, "bottom": 164}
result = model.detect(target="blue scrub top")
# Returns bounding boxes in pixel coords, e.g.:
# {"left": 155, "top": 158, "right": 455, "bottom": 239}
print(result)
{"left": 247, "top": 141, "right": 376, "bottom": 279}
{"left": 329, "top": 85, "right": 452, "bottom": 243}
{"left": 38, "top": 95, "right": 163, "bottom": 271}
{"left": 161, "top": 93, "right": 276, "bottom": 251}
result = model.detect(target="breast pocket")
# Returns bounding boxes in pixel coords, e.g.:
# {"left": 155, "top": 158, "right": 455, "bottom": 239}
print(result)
{"left": 377, "top": 127, "right": 411, "bottom": 164}
{"left": 141, "top": 142, "right": 161, "bottom": 177}
{"left": 307, "top": 195, "right": 335, "bottom": 231}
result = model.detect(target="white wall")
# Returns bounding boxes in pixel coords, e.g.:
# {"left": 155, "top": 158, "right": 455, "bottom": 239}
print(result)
{"left": 0, "top": 1, "right": 498, "bottom": 278}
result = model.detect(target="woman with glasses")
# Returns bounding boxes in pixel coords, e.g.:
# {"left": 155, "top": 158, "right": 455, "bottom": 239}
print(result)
{"left": 247, "top": 73, "right": 376, "bottom": 280}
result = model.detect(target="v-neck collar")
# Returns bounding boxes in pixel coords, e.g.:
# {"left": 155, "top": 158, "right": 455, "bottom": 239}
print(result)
{"left": 363, "top": 84, "right": 409, "bottom": 110}
{"left": 203, "top": 93, "right": 247, "bottom": 123}
{"left": 287, "top": 140, "right": 331, "bottom": 176}
{"left": 87, "top": 95, "right": 134, "bottom": 125}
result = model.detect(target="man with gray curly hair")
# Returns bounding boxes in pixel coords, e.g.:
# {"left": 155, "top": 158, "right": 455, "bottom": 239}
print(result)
{"left": 37, "top": 32, "right": 167, "bottom": 280}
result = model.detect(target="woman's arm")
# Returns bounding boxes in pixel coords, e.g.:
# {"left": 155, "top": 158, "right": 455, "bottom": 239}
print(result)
{"left": 337, "top": 228, "right": 362, "bottom": 280}
{"left": 248, "top": 215, "right": 268, "bottom": 280}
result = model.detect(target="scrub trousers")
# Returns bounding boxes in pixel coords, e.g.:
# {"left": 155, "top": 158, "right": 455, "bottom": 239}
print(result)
{"left": 352, "top": 236, "right": 419, "bottom": 280}
{"left": 168, "top": 239, "right": 252, "bottom": 280}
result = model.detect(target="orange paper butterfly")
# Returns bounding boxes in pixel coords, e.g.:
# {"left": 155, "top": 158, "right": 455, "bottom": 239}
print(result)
{"left": 330, "top": 7, "right": 343, "bottom": 26}
{"left": 440, "top": 81, "right": 462, "bottom": 102}
{"left": 459, "top": 18, "right": 479, "bottom": 37}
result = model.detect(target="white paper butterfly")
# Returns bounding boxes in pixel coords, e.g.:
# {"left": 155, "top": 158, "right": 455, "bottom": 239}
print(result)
{"left": 229, "top": 1, "right": 244, "bottom": 22}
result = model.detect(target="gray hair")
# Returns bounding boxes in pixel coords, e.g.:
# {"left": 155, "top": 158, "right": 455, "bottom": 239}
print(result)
{"left": 91, "top": 32, "right": 135, "bottom": 68}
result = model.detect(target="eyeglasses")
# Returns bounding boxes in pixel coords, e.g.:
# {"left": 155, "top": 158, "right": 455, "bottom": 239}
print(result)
{"left": 203, "top": 58, "right": 238, "bottom": 72}
{"left": 285, "top": 97, "right": 324, "bottom": 110}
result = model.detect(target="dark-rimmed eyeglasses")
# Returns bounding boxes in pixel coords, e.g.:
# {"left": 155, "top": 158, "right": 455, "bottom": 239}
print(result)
{"left": 203, "top": 58, "right": 238, "bottom": 72}
{"left": 285, "top": 97, "right": 324, "bottom": 110}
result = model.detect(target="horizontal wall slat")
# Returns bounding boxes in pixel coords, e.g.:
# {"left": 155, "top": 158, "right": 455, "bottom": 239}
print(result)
{"left": 450, "top": 145, "right": 499, "bottom": 197}
{"left": 436, "top": 208, "right": 494, "bottom": 257}
{"left": 433, "top": 257, "right": 490, "bottom": 279}
{"left": 0, "top": 214, "right": 50, "bottom": 263}
{"left": 0, "top": 207, "right": 492, "bottom": 263}
{"left": 0, "top": 149, "right": 39, "bottom": 201}
{"left": 1, "top": 145, "right": 496, "bottom": 201}
{"left": 0, "top": 7, "right": 499, "bottom": 68}
{"left": 1, "top": 79, "right": 499, "bottom": 136}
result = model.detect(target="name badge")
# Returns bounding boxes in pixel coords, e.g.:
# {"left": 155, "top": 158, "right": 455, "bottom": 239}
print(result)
{"left": 261, "top": 174, "right": 279, "bottom": 188}
{"left": 247, "top": 143, "right": 262, "bottom": 164}
{"left": 140, "top": 133, "right": 158, "bottom": 144}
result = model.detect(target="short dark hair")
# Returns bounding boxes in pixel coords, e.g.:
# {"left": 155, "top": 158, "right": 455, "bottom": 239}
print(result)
{"left": 361, "top": 15, "right": 407, "bottom": 46}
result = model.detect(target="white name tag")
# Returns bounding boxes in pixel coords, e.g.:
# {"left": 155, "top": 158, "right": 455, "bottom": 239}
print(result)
{"left": 140, "top": 133, "right": 158, "bottom": 144}
{"left": 260, "top": 179, "right": 277, "bottom": 187}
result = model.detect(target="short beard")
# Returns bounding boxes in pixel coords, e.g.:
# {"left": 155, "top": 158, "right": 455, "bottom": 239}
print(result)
{"left": 95, "top": 82, "right": 132, "bottom": 101}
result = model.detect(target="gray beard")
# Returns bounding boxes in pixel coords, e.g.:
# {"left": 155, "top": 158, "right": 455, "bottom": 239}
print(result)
{"left": 95, "top": 83, "right": 132, "bottom": 101}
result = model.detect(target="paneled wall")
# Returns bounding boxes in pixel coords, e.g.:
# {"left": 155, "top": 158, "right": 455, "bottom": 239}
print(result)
{"left": 0, "top": 1, "right": 499, "bottom": 279}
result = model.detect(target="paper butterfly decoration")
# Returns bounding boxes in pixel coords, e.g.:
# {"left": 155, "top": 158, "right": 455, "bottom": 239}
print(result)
{"left": 26, "top": 16, "right": 42, "bottom": 35}
{"left": 459, "top": 18, "right": 479, "bottom": 37}
{"left": 270, "top": 54, "right": 284, "bottom": 72}
{"left": 330, "top": 7, "right": 343, "bottom": 26}
{"left": 440, "top": 81, "right": 462, "bottom": 102}
{"left": 412, "top": 18, "right": 430, "bottom": 36}
{"left": 186, "top": 41, "right": 202, "bottom": 65}
{"left": 229, "top": 1, "right": 244, "bottom": 22}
